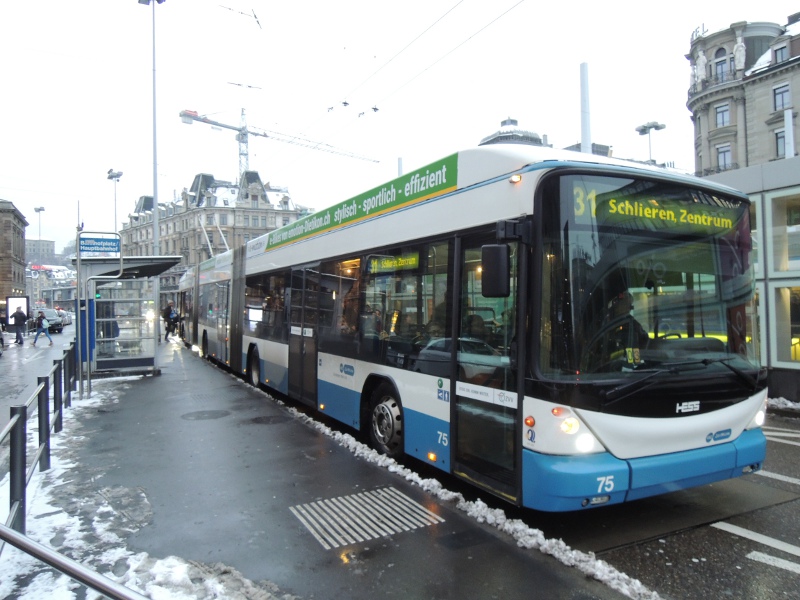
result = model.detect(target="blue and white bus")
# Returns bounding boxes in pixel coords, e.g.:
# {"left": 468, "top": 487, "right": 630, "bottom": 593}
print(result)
{"left": 180, "top": 144, "right": 767, "bottom": 511}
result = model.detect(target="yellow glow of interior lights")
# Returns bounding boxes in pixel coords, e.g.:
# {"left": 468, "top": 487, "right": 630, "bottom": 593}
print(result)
{"left": 427, "top": 452, "right": 437, "bottom": 462}
{"left": 320, "top": 404, "right": 326, "bottom": 411}
{"left": 509, "top": 174, "right": 522, "bottom": 184}
{"left": 560, "top": 417, "right": 580, "bottom": 434}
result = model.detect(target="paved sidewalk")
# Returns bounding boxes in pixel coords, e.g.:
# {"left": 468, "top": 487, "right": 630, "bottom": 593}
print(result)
{"left": 4, "top": 340, "right": 637, "bottom": 599}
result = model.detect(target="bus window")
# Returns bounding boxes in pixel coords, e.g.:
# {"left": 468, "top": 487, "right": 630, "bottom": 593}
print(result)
{"left": 244, "top": 271, "right": 288, "bottom": 341}
{"left": 359, "top": 242, "right": 452, "bottom": 368}
{"left": 318, "top": 258, "right": 361, "bottom": 358}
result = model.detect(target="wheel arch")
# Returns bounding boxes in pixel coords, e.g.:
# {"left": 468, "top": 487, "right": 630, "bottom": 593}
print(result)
{"left": 245, "top": 342, "right": 260, "bottom": 386}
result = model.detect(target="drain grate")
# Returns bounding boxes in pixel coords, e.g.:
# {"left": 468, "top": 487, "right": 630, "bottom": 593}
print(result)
{"left": 290, "top": 487, "right": 444, "bottom": 550}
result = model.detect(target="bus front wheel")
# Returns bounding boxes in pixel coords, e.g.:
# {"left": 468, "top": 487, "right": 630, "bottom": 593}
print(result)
{"left": 369, "top": 383, "right": 403, "bottom": 458}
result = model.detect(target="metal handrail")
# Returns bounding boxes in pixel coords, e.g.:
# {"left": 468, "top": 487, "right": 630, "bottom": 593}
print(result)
{"left": 0, "top": 342, "right": 147, "bottom": 599}
{"left": 0, "top": 523, "right": 147, "bottom": 600}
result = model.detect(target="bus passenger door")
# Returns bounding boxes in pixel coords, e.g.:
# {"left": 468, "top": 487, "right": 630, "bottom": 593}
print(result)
{"left": 453, "top": 237, "right": 519, "bottom": 503}
{"left": 288, "top": 267, "right": 319, "bottom": 407}
{"left": 216, "top": 282, "right": 230, "bottom": 364}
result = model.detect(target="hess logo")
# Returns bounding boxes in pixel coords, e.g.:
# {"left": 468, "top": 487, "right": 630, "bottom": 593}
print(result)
{"left": 676, "top": 401, "right": 700, "bottom": 414}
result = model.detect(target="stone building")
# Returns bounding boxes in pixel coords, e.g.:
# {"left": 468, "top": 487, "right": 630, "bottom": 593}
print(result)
{"left": 0, "top": 200, "right": 28, "bottom": 322}
{"left": 121, "top": 170, "right": 305, "bottom": 296}
{"left": 687, "top": 16, "right": 799, "bottom": 173}
{"left": 690, "top": 14, "right": 800, "bottom": 399}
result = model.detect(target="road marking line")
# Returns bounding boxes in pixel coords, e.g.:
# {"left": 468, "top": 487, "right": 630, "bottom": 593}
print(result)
{"left": 754, "top": 470, "right": 800, "bottom": 486}
{"left": 763, "top": 432, "right": 800, "bottom": 439}
{"left": 746, "top": 551, "right": 800, "bottom": 575}
{"left": 764, "top": 436, "right": 800, "bottom": 447}
{"left": 711, "top": 522, "right": 800, "bottom": 558}
{"left": 762, "top": 426, "right": 800, "bottom": 433}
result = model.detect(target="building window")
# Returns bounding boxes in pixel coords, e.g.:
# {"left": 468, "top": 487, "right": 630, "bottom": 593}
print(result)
{"left": 715, "top": 103, "right": 730, "bottom": 127}
{"left": 207, "top": 214, "right": 215, "bottom": 225}
{"left": 244, "top": 215, "right": 250, "bottom": 227}
{"left": 775, "top": 46, "right": 788, "bottom": 63}
{"left": 769, "top": 192, "right": 800, "bottom": 274}
{"left": 776, "top": 129, "right": 786, "bottom": 158}
{"left": 220, "top": 214, "right": 227, "bottom": 226}
{"left": 282, "top": 217, "right": 290, "bottom": 226}
{"left": 714, "top": 48, "right": 728, "bottom": 82}
{"left": 774, "top": 84, "right": 790, "bottom": 112}
{"left": 717, "top": 144, "right": 732, "bottom": 170}
{"left": 261, "top": 216, "right": 267, "bottom": 227}
{"left": 251, "top": 195, "right": 259, "bottom": 208}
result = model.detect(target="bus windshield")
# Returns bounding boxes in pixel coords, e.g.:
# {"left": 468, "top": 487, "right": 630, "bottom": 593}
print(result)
{"left": 539, "top": 172, "right": 760, "bottom": 381}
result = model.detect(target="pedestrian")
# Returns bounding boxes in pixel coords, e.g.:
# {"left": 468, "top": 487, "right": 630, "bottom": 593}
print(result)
{"left": 32, "top": 310, "right": 53, "bottom": 347}
{"left": 11, "top": 306, "right": 28, "bottom": 345}
{"left": 161, "top": 300, "right": 179, "bottom": 341}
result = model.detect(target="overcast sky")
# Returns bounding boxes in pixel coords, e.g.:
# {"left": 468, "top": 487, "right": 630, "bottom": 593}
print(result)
{"left": 1, "top": 1, "right": 797, "bottom": 253}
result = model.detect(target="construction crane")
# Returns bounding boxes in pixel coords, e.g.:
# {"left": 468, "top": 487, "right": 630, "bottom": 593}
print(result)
{"left": 179, "top": 108, "right": 378, "bottom": 179}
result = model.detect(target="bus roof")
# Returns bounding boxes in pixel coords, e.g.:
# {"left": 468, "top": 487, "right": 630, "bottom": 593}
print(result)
{"left": 240, "top": 144, "right": 745, "bottom": 261}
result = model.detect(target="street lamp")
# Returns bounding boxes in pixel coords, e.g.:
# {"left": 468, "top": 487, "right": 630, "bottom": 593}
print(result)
{"left": 34, "top": 207, "right": 45, "bottom": 240}
{"left": 636, "top": 121, "right": 666, "bottom": 163}
{"left": 139, "top": 0, "right": 164, "bottom": 258}
{"left": 139, "top": 0, "right": 165, "bottom": 350}
{"left": 107, "top": 169, "right": 123, "bottom": 233}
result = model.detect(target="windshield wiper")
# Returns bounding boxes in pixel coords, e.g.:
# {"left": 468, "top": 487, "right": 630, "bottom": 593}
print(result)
{"left": 699, "top": 357, "right": 764, "bottom": 392}
{"left": 601, "top": 358, "right": 764, "bottom": 406}
{"left": 600, "top": 366, "right": 681, "bottom": 405}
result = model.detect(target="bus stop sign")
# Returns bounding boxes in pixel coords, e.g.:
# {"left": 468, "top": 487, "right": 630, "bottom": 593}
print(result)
{"left": 79, "top": 237, "right": 121, "bottom": 253}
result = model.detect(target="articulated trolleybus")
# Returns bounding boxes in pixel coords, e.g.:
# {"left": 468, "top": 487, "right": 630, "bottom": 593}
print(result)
{"left": 180, "top": 144, "right": 767, "bottom": 511}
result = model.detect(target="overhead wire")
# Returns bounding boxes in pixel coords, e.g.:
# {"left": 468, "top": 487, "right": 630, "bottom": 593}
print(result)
{"left": 335, "top": 0, "right": 466, "bottom": 106}
{"left": 309, "top": 1, "right": 527, "bottom": 152}
{"left": 374, "top": 0, "right": 527, "bottom": 105}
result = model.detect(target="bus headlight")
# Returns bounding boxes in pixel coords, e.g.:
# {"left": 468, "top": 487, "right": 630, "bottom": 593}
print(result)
{"left": 746, "top": 397, "right": 768, "bottom": 429}
{"left": 560, "top": 417, "right": 580, "bottom": 434}
{"left": 576, "top": 433, "right": 596, "bottom": 453}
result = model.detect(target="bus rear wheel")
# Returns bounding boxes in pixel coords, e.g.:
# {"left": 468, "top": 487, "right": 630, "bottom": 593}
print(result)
{"left": 369, "top": 383, "right": 403, "bottom": 458}
{"left": 248, "top": 348, "right": 260, "bottom": 387}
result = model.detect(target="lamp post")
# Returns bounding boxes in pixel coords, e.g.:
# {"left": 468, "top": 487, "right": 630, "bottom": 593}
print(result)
{"left": 107, "top": 169, "right": 123, "bottom": 233}
{"left": 139, "top": 0, "right": 163, "bottom": 258}
{"left": 34, "top": 207, "right": 45, "bottom": 240}
{"left": 139, "top": 0, "right": 165, "bottom": 348}
{"left": 635, "top": 121, "right": 666, "bottom": 163}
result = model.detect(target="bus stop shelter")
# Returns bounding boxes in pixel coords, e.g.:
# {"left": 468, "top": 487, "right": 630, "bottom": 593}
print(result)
{"left": 73, "top": 256, "right": 182, "bottom": 373}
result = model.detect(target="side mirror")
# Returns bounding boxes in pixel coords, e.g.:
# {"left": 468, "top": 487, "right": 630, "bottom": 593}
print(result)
{"left": 481, "top": 244, "right": 510, "bottom": 297}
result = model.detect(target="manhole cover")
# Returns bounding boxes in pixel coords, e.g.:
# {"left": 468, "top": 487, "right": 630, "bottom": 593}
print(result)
{"left": 181, "top": 410, "right": 231, "bottom": 421}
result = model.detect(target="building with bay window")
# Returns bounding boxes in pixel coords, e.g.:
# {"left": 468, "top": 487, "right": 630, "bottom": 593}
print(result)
{"left": 688, "top": 13, "right": 800, "bottom": 398}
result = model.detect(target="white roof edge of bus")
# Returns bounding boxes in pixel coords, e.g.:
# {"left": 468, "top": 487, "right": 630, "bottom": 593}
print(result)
{"left": 230, "top": 144, "right": 746, "bottom": 268}
{"left": 456, "top": 143, "right": 742, "bottom": 195}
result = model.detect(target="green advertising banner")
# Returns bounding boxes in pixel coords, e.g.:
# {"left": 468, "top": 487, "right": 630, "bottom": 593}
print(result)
{"left": 262, "top": 153, "right": 459, "bottom": 252}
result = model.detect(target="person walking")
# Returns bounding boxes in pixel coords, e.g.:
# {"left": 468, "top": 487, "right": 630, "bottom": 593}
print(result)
{"left": 11, "top": 306, "right": 28, "bottom": 345}
{"left": 32, "top": 311, "right": 53, "bottom": 347}
{"left": 161, "top": 300, "right": 179, "bottom": 341}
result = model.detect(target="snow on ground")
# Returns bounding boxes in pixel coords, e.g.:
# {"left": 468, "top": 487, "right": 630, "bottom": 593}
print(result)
{"left": 768, "top": 396, "right": 800, "bottom": 411}
{"left": 8, "top": 373, "right": 796, "bottom": 599}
